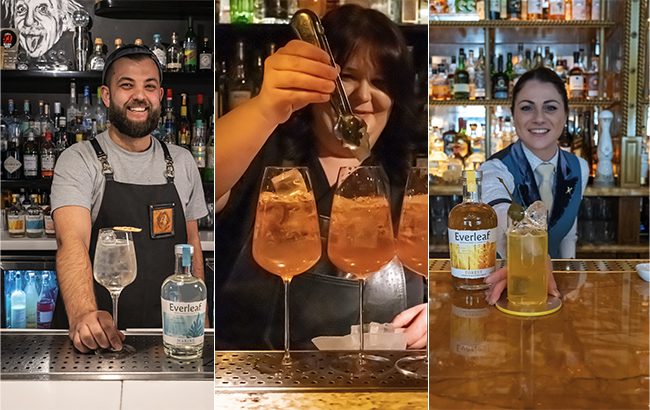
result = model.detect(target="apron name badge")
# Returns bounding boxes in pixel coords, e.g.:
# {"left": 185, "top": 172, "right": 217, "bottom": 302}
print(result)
{"left": 149, "top": 203, "right": 175, "bottom": 239}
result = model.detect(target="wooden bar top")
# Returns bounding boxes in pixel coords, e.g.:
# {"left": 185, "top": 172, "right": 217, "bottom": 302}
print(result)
{"left": 428, "top": 259, "right": 650, "bottom": 409}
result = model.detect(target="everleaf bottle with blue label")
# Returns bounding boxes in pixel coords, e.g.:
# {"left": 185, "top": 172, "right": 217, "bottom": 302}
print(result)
{"left": 161, "top": 244, "right": 207, "bottom": 360}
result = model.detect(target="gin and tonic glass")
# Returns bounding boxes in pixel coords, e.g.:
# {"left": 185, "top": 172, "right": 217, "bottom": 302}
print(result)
{"left": 93, "top": 227, "right": 137, "bottom": 357}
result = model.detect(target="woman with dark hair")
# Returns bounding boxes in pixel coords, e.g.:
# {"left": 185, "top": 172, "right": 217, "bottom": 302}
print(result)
{"left": 214, "top": 5, "right": 427, "bottom": 349}
{"left": 480, "top": 67, "right": 590, "bottom": 304}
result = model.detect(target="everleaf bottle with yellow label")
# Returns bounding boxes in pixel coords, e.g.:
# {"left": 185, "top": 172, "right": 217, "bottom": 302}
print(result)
{"left": 447, "top": 170, "right": 497, "bottom": 290}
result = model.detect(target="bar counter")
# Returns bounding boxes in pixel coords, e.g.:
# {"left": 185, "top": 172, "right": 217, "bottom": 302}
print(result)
{"left": 214, "top": 351, "right": 428, "bottom": 409}
{"left": 428, "top": 259, "right": 650, "bottom": 409}
{"left": 0, "top": 329, "right": 214, "bottom": 410}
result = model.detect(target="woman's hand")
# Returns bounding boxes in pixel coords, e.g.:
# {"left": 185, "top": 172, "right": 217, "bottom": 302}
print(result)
{"left": 256, "top": 39, "right": 338, "bottom": 125}
{"left": 484, "top": 256, "right": 561, "bottom": 305}
{"left": 391, "top": 303, "right": 427, "bottom": 349}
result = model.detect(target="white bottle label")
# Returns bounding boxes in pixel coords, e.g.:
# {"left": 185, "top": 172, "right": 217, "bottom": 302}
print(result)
{"left": 448, "top": 228, "right": 497, "bottom": 279}
{"left": 154, "top": 49, "right": 167, "bottom": 67}
{"left": 24, "top": 154, "right": 38, "bottom": 176}
{"left": 569, "top": 75, "right": 585, "bottom": 91}
{"left": 41, "top": 154, "right": 55, "bottom": 172}
{"left": 199, "top": 53, "right": 212, "bottom": 70}
{"left": 161, "top": 299, "right": 206, "bottom": 346}
{"left": 4, "top": 156, "right": 21, "bottom": 174}
{"left": 453, "top": 83, "right": 470, "bottom": 94}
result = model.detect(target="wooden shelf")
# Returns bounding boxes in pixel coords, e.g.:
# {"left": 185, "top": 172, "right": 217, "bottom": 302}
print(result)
{"left": 429, "top": 99, "right": 617, "bottom": 108}
{"left": 428, "top": 19, "right": 616, "bottom": 28}
{"left": 94, "top": 0, "right": 213, "bottom": 19}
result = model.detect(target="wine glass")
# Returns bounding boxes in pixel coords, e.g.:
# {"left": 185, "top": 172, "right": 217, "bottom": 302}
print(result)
{"left": 252, "top": 167, "right": 322, "bottom": 367}
{"left": 93, "top": 227, "right": 137, "bottom": 357}
{"left": 395, "top": 167, "right": 429, "bottom": 379}
{"left": 327, "top": 166, "right": 396, "bottom": 374}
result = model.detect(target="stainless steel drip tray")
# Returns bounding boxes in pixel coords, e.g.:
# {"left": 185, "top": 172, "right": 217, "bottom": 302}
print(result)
{"left": 215, "top": 351, "right": 427, "bottom": 392}
{"left": 1, "top": 329, "right": 214, "bottom": 380}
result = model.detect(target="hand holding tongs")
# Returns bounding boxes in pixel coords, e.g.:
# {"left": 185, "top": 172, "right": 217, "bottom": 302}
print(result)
{"left": 289, "top": 9, "right": 371, "bottom": 162}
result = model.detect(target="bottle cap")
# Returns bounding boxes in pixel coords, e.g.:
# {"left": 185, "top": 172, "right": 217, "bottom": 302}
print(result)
{"left": 175, "top": 244, "right": 194, "bottom": 267}
{"left": 95, "top": 37, "right": 103, "bottom": 45}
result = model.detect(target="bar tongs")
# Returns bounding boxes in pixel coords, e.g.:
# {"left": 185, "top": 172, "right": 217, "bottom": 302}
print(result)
{"left": 290, "top": 9, "right": 372, "bottom": 162}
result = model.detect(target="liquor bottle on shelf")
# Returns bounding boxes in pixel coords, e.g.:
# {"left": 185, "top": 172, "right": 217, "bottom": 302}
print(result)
{"left": 161, "top": 244, "right": 207, "bottom": 360}
{"left": 454, "top": 119, "right": 472, "bottom": 165}
{"left": 183, "top": 17, "right": 198, "bottom": 73}
{"left": 251, "top": 51, "right": 264, "bottom": 97}
{"left": 505, "top": 52, "right": 514, "bottom": 92}
{"left": 508, "top": 0, "right": 522, "bottom": 19}
{"left": 4, "top": 127, "right": 23, "bottom": 180}
{"left": 40, "top": 130, "right": 55, "bottom": 179}
{"left": 22, "top": 127, "right": 39, "bottom": 179}
{"left": 532, "top": 47, "right": 543, "bottom": 69}
{"left": 94, "top": 87, "right": 107, "bottom": 133}
{"left": 586, "top": 42, "right": 599, "bottom": 100}
{"left": 527, "top": 0, "right": 543, "bottom": 19}
{"left": 177, "top": 93, "right": 191, "bottom": 150}
{"left": 199, "top": 37, "right": 212, "bottom": 72}
{"left": 227, "top": 40, "right": 253, "bottom": 111}
{"left": 66, "top": 81, "right": 79, "bottom": 131}
{"left": 162, "top": 89, "right": 177, "bottom": 145}
{"left": 72, "top": 113, "right": 87, "bottom": 143}
{"left": 114, "top": 38, "right": 123, "bottom": 50}
{"left": 442, "top": 123, "right": 457, "bottom": 157}
{"left": 42, "top": 193, "right": 55, "bottom": 238}
{"left": 7, "top": 194, "right": 26, "bottom": 237}
{"left": 492, "top": 54, "right": 509, "bottom": 100}
{"left": 38, "top": 103, "right": 54, "bottom": 138}
{"left": 474, "top": 48, "right": 486, "bottom": 100}
{"left": 88, "top": 38, "right": 106, "bottom": 71}
{"left": 489, "top": 0, "right": 501, "bottom": 19}
{"left": 447, "top": 169, "right": 497, "bottom": 291}
{"left": 453, "top": 52, "right": 470, "bottom": 100}
{"left": 191, "top": 118, "right": 206, "bottom": 171}
{"left": 151, "top": 34, "right": 167, "bottom": 69}
{"left": 33, "top": 100, "right": 44, "bottom": 136}
{"left": 167, "top": 32, "right": 183, "bottom": 73}
{"left": 568, "top": 51, "right": 585, "bottom": 99}
{"left": 571, "top": 0, "right": 589, "bottom": 20}
{"left": 216, "top": 59, "right": 228, "bottom": 117}
{"left": 513, "top": 43, "right": 527, "bottom": 86}
{"left": 19, "top": 100, "right": 33, "bottom": 134}
{"left": 80, "top": 85, "right": 93, "bottom": 132}
{"left": 590, "top": 0, "right": 600, "bottom": 20}
{"left": 54, "top": 116, "right": 69, "bottom": 158}
{"left": 26, "top": 195, "right": 44, "bottom": 238}
{"left": 548, "top": 0, "right": 564, "bottom": 19}
{"left": 466, "top": 50, "right": 476, "bottom": 99}
{"left": 543, "top": 46, "right": 554, "bottom": 69}
{"left": 465, "top": 123, "right": 486, "bottom": 169}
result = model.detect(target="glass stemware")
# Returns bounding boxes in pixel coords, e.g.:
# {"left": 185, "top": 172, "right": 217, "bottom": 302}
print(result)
{"left": 327, "top": 166, "right": 396, "bottom": 374}
{"left": 252, "top": 166, "right": 321, "bottom": 367}
{"left": 395, "top": 167, "right": 429, "bottom": 378}
{"left": 93, "top": 227, "right": 137, "bottom": 357}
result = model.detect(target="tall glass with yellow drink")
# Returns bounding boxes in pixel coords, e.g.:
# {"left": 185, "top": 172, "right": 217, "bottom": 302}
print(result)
{"left": 506, "top": 205, "right": 548, "bottom": 307}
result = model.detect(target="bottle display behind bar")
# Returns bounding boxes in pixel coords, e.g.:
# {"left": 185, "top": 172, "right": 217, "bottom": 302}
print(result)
{"left": 428, "top": 0, "right": 649, "bottom": 260}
